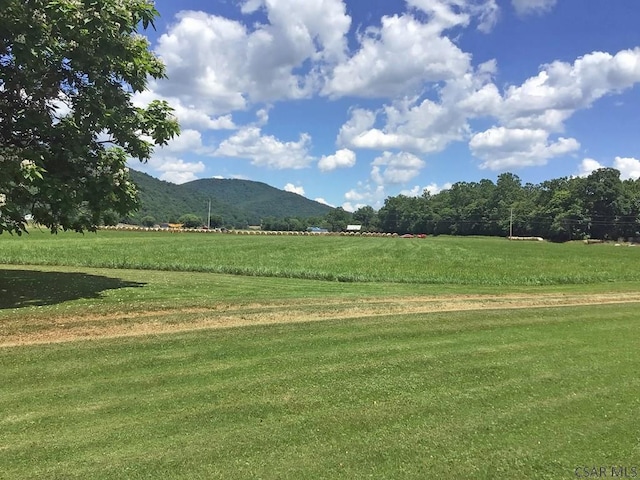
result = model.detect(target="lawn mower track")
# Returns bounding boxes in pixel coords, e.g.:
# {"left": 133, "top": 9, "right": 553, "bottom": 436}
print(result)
{"left": 3, "top": 291, "right": 640, "bottom": 347}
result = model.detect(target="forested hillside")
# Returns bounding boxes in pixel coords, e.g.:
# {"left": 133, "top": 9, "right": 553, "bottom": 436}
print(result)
{"left": 127, "top": 170, "right": 333, "bottom": 227}
{"left": 185, "top": 177, "right": 333, "bottom": 219}
{"left": 377, "top": 168, "right": 640, "bottom": 241}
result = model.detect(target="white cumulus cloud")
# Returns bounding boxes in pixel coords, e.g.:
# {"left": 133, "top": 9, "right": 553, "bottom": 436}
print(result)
{"left": 614, "top": 156, "right": 640, "bottom": 180}
{"left": 499, "top": 48, "right": 640, "bottom": 131}
{"left": 343, "top": 183, "right": 388, "bottom": 210}
{"left": 162, "top": 129, "right": 204, "bottom": 153}
{"left": 399, "top": 185, "right": 424, "bottom": 197}
{"left": 318, "top": 148, "right": 356, "bottom": 172}
{"left": 466, "top": 48, "right": 640, "bottom": 170}
{"left": 314, "top": 197, "right": 335, "bottom": 207}
{"left": 372, "top": 151, "right": 426, "bottom": 184}
{"left": 469, "top": 127, "right": 580, "bottom": 170}
{"left": 323, "top": 13, "right": 470, "bottom": 98}
{"left": 425, "top": 182, "right": 453, "bottom": 195}
{"left": 150, "top": 1, "right": 351, "bottom": 114}
{"left": 334, "top": 46, "right": 640, "bottom": 173}
{"left": 215, "top": 127, "right": 314, "bottom": 169}
{"left": 284, "top": 183, "right": 305, "bottom": 195}
{"left": 132, "top": 91, "right": 237, "bottom": 132}
{"left": 155, "top": 158, "right": 206, "bottom": 184}
{"left": 337, "top": 61, "right": 499, "bottom": 154}
{"left": 240, "top": 0, "right": 351, "bottom": 63}
{"left": 576, "top": 158, "right": 605, "bottom": 178}
{"left": 401, "top": 182, "right": 452, "bottom": 196}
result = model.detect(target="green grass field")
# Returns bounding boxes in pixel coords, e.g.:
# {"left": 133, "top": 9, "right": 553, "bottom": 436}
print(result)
{"left": 1, "top": 231, "right": 639, "bottom": 479}
{"left": 1, "top": 229, "right": 640, "bottom": 284}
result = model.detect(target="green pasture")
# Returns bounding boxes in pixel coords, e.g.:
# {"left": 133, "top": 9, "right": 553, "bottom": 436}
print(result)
{"left": 1, "top": 229, "right": 640, "bottom": 285}
{"left": 1, "top": 230, "right": 639, "bottom": 479}
{"left": 2, "top": 301, "right": 639, "bottom": 479}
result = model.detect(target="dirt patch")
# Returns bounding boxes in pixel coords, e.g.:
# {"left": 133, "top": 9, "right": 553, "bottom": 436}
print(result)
{"left": 3, "top": 292, "right": 640, "bottom": 347}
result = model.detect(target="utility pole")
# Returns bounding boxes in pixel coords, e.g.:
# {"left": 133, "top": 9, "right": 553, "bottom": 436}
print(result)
{"left": 509, "top": 207, "right": 513, "bottom": 238}
{"left": 207, "top": 199, "right": 211, "bottom": 228}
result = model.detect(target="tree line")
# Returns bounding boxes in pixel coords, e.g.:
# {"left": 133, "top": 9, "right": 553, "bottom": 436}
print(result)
{"left": 377, "top": 169, "right": 640, "bottom": 241}
{"left": 263, "top": 168, "right": 640, "bottom": 242}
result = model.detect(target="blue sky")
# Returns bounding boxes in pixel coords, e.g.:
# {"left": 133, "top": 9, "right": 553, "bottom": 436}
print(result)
{"left": 130, "top": 0, "right": 640, "bottom": 210}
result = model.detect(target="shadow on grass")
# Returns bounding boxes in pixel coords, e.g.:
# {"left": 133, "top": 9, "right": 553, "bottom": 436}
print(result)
{"left": 0, "top": 269, "right": 146, "bottom": 309}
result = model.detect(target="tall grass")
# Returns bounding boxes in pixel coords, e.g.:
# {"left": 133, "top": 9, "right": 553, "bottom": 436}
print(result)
{"left": 1, "top": 230, "right": 639, "bottom": 285}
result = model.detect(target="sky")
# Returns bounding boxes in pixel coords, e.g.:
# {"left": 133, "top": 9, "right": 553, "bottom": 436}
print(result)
{"left": 129, "top": 0, "right": 640, "bottom": 211}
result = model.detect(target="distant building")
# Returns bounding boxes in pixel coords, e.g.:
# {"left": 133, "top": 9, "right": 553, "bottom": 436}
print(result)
{"left": 307, "top": 226, "right": 329, "bottom": 233}
{"left": 346, "top": 224, "right": 362, "bottom": 232}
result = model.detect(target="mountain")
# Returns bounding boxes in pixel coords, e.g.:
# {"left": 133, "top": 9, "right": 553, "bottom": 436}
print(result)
{"left": 184, "top": 177, "right": 332, "bottom": 220}
{"left": 127, "top": 170, "right": 333, "bottom": 227}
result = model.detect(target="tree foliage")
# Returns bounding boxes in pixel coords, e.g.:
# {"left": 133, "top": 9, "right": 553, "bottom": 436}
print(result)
{"left": 352, "top": 205, "right": 379, "bottom": 231}
{"left": 378, "top": 169, "right": 640, "bottom": 241}
{"left": 0, "top": 0, "right": 179, "bottom": 234}
{"left": 178, "top": 213, "right": 202, "bottom": 229}
{"left": 208, "top": 214, "right": 223, "bottom": 229}
{"left": 322, "top": 207, "right": 352, "bottom": 232}
{"left": 140, "top": 215, "right": 156, "bottom": 227}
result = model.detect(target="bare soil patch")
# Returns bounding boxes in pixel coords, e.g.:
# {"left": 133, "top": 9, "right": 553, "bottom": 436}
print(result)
{"left": 3, "top": 292, "right": 640, "bottom": 347}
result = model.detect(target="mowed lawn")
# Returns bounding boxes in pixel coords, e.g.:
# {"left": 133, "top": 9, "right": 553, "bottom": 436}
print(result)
{"left": 1, "top": 231, "right": 640, "bottom": 478}
{"left": 2, "top": 304, "right": 639, "bottom": 479}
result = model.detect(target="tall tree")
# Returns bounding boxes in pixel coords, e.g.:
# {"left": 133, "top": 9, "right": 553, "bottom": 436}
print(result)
{"left": 323, "top": 207, "right": 352, "bottom": 232}
{"left": 491, "top": 173, "right": 523, "bottom": 236}
{"left": 581, "top": 168, "right": 623, "bottom": 239}
{"left": 617, "top": 179, "right": 640, "bottom": 239}
{"left": 352, "top": 205, "right": 379, "bottom": 231}
{"left": 0, "top": 0, "right": 179, "bottom": 234}
{"left": 178, "top": 214, "right": 202, "bottom": 229}
{"left": 378, "top": 196, "right": 410, "bottom": 233}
